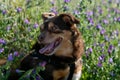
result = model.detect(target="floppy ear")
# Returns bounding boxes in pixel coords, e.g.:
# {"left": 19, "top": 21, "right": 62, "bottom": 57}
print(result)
{"left": 42, "top": 12, "right": 56, "bottom": 21}
{"left": 59, "top": 13, "right": 80, "bottom": 25}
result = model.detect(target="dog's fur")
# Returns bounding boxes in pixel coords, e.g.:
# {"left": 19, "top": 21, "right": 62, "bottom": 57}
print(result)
{"left": 8, "top": 13, "right": 84, "bottom": 80}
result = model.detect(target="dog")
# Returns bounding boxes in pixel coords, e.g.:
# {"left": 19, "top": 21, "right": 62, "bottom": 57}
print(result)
{"left": 8, "top": 13, "right": 84, "bottom": 80}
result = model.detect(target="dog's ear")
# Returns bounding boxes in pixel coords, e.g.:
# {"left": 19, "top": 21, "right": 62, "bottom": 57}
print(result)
{"left": 42, "top": 12, "right": 56, "bottom": 21}
{"left": 59, "top": 13, "right": 80, "bottom": 25}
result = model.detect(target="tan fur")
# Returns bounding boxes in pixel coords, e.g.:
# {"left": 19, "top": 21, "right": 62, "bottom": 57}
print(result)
{"left": 53, "top": 67, "right": 70, "bottom": 80}
{"left": 0, "top": 58, "right": 6, "bottom": 66}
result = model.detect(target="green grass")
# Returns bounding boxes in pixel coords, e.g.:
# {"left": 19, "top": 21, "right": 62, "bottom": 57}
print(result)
{"left": 0, "top": 0, "right": 120, "bottom": 80}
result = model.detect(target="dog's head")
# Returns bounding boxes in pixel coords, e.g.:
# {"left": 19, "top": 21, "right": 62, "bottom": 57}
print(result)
{"left": 38, "top": 13, "right": 83, "bottom": 59}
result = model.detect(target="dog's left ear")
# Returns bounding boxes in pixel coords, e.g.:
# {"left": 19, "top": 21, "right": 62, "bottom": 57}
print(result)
{"left": 59, "top": 13, "right": 80, "bottom": 25}
{"left": 42, "top": 12, "right": 56, "bottom": 21}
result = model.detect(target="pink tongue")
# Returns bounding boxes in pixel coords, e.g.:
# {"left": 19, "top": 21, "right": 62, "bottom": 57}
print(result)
{"left": 39, "top": 42, "right": 54, "bottom": 54}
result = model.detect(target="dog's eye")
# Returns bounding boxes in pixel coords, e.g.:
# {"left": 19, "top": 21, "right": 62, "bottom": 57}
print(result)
{"left": 49, "top": 25, "right": 63, "bottom": 33}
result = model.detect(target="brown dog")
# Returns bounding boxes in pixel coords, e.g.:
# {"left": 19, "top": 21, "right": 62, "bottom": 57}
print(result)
{"left": 8, "top": 13, "right": 84, "bottom": 80}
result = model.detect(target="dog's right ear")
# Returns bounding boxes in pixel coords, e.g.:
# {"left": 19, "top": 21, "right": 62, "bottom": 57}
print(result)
{"left": 42, "top": 12, "right": 56, "bottom": 21}
{"left": 59, "top": 13, "right": 80, "bottom": 25}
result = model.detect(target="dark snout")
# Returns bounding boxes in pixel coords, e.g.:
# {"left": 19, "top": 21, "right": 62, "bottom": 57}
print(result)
{"left": 38, "top": 33, "right": 45, "bottom": 42}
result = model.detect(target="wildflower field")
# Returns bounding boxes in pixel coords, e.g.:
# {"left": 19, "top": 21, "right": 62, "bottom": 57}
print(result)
{"left": 0, "top": 0, "right": 120, "bottom": 80}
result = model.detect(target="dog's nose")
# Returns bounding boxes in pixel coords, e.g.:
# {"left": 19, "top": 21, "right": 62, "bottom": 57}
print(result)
{"left": 38, "top": 34, "right": 45, "bottom": 41}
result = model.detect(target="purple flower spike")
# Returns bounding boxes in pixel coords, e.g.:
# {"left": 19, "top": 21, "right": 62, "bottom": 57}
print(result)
{"left": 7, "top": 26, "right": 11, "bottom": 31}
{"left": 33, "top": 23, "right": 39, "bottom": 28}
{"left": 114, "top": 17, "right": 117, "bottom": 21}
{"left": 63, "top": 6, "right": 69, "bottom": 11}
{"left": 39, "top": 61, "right": 47, "bottom": 67}
{"left": 117, "top": 17, "right": 120, "bottom": 22}
{"left": 108, "top": 44, "right": 114, "bottom": 54}
{"left": 2, "top": 10, "right": 7, "bottom": 15}
{"left": 8, "top": 53, "right": 14, "bottom": 61}
{"left": 36, "top": 75, "right": 41, "bottom": 80}
{"left": 100, "top": 29, "right": 106, "bottom": 35}
{"left": 98, "top": 7, "right": 102, "bottom": 14}
{"left": 16, "top": 7, "right": 22, "bottom": 13}
{"left": 73, "top": 10, "right": 80, "bottom": 15}
{"left": 50, "top": 7, "right": 58, "bottom": 14}
{"left": 99, "top": 54, "right": 105, "bottom": 61}
{"left": 109, "top": 44, "right": 114, "bottom": 50}
{"left": 89, "top": 48, "right": 93, "bottom": 53}
{"left": 109, "top": 58, "right": 113, "bottom": 63}
{"left": 87, "top": 17, "right": 94, "bottom": 25}
{"left": 14, "top": 51, "right": 19, "bottom": 56}
{"left": 110, "top": 71, "right": 115, "bottom": 77}
{"left": 97, "top": 62, "right": 102, "bottom": 67}
{"left": 16, "top": 69, "right": 21, "bottom": 73}
{"left": 50, "top": 0, "right": 55, "bottom": 5}
{"left": 104, "top": 35, "right": 110, "bottom": 42}
{"left": 103, "top": 19, "right": 109, "bottom": 24}
{"left": 86, "top": 11, "right": 93, "bottom": 16}
{"left": 0, "top": 39, "right": 6, "bottom": 44}
{"left": 0, "top": 48, "right": 4, "bottom": 53}
{"left": 64, "top": 0, "right": 71, "bottom": 3}
{"left": 24, "top": 19, "right": 30, "bottom": 24}
{"left": 96, "top": 24, "right": 102, "bottom": 30}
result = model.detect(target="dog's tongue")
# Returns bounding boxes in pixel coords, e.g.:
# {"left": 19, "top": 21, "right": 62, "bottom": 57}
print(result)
{"left": 39, "top": 42, "right": 54, "bottom": 54}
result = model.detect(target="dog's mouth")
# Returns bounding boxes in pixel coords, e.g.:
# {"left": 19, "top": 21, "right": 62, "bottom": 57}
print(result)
{"left": 39, "top": 37, "right": 62, "bottom": 55}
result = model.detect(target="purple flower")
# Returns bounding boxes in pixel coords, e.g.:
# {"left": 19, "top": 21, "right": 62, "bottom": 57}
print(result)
{"left": 39, "top": 61, "right": 46, "bottom": 67}
{"left": 114, "top": 9, "right": 120, "bottom": 14}
{"left": 97, "top": 62, "right": 102, "bottom": 67}
{"left": 50, "top": 0, "right": 55, "bottom": 6}
{"left": 104, "top": 35, "right": 110, "bottom": 42}
{"left": 88, "top": 17, "right": 94, "bottom": 25}
{"left": 112, "top": 30, "right": 119, "bottom": 37}
{"left": 103, "top": 19, "right": 109, "bottom": 24}
{"left": 107, "top": 14, "right": 111, "bottom": 18}
{"left": 85, "top": 50, "right": 89, "bottom": 59}
{"left": 27, "top": 27, "right": 31, "bottom": 31}
{"left": 110, "top": 71, "right": 115, "bottom": 77}
{"left": 16, "top": 69, "right": 22, "bottom": 73}
{"left": 100, "top": 49, "right": 105, "bottom": 53}
{"left": 86, "top": 11, "right": 93, "bottom": 16}
{"left": 7, "top": 26, "right": 11, "bottom": 31}
{"left": 2, "top": 10, "right": 7, "bottom": 15}
{"left": 50, "top": 7, "right": 58, "bottom": 14}
{"left": 98, "top": 7, "right": 102, "bottom": 14}
{"left": 14, "top": 51, "right": 19, "bottom": 56}
{"left": 24, "top": 19, "right": 30, "bottom": 24}
{"left": 114, "top": 17, "right": 117, "bottom": 21}
{"left": 32, "top": 69, "right": 36, "bottom": 74}
{"left": 64, "top": 0, "right": 71, "bottom": 3}
{"left": 96, "top": 24, "right": 102, "bottom": 30}
{"left": 8, "top": 53, "right": 14, "bottom": 61}
{"left": 99, "top": 43, "right": 105, "bottom": 48}
{"left": 108, "top": 44, "right": 114, "bottom": 54}
{"left": 0, "top": 39, "right": 6, "bottom": 44}
{"left": 33, "top": 23, "right": 39, "bottom": 28}
{"left": 109, "top": 58, "right": 113, "bottom": 63}
{"left": 36, "top": 75, "right": 41, "bottom": 80}
{"left": 117, "top": 17, "right": 120, "bottom": 22}
{"left": 63, "top": 6, "right": 69, "bottom": 11}
{"left": 109, "top": 44, "right": 114, "bottom": 50}
{"left": 16, "top": 7, "right": 22, "bottom": 13}
{"left": 87, "top": 48, "right": 93, "bottom": 53}
{"left": 100, "top": 29, "right": 106, "bottom": 35}
{"left": 99, "top": 54, "right": 105, "bottom": 61}
{"left": 108, "top": 0, "right": 112, "bottom": 3}
{"left": 73, "top": 10, "right": 80, "bottom": 15}
{"left": 0, "top": 48, "right": 4, "bottom": 53}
